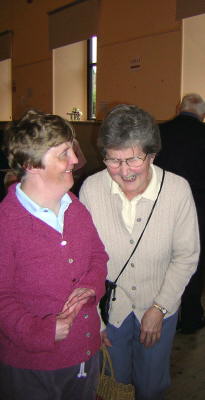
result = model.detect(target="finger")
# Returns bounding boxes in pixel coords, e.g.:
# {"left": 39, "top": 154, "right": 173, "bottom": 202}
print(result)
{"left": 64, "top": 293, "right": 87, "bottom": 309}
{"left": 67, "top": 288, "right": 88, "bottom": 302}
{"left": 103, "top": 336, "right": 112, "bottom": 347}
{"left": 85, "top": 288, "right": 95, "bottom": 296}
{"left": 65, "top": 292, "right": 89, "bottom": 310}
{"left": 74, "top": 289, "right": 95, "bottom": 302}
{"left": 139, "top": 330, "right": 146, "bottom": 344}
{"left": 144, "top": 334, "right": 151, "bottom": 347}
{"left": 150, "top": 333, "right": 157, "bottom": 347}
{"left": 57, "top": 308, "right": 72, "bottom": 319}
{"left": 145, "top": 332, "right": 158, "bottom": 347}
{"left": 60, "top": 290, "right": 95, "bottom": 317}
{"left": 66, "top": 298, "right": 87, "bottom": 317}
{"left": 61, "top": 301, "right": 72, "bottom": 313}
{"left": 59, "top": 299, "right": 82, "bottom": 317}
{"left": 143, "top": 331, "right": 155, "bottom": 347}
{"left": 101, "top": 331, "right": 112, "bottom": 347}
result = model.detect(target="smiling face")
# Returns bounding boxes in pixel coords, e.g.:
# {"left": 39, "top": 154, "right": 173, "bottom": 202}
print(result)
{"left": 105, "top": 146, "right": 155, "bottom": 200}
{"left": 38, "top": 141, "right": 78, "bottom": 194}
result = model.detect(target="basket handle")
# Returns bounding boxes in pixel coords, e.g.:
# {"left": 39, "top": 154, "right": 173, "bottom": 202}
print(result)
{"left": 100, "top": 346, "right": 115, "bottom": 379}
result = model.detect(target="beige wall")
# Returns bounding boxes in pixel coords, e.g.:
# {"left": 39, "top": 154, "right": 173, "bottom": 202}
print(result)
{"left": 53, "top": 41, "right": 87, "bottom": 120}
{"left": 0, "top": 0, "right": 73, "bottom": 119}
{"left": 0, "top": 0, "right": 204, "bottom": 178}
{"left": 0, "top": 59, "right": 12, "bottom": 121}
{"left": 99, "top": 0, "right": 180, "bottom": 45}
{"left": 97, "top": 31, "right": 181, "bottom": 121}
{"left": 181, "top": 13, "right": 205, "bottom": 99}
{"left": 97, "top": 0, "right": 182, "bottom": 120}
{"left": 1, "top": 0, "right": 204, "bottom": 123}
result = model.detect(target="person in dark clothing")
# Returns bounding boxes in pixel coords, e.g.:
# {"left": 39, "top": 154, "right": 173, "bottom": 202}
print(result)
{"left": 0, "top": 129, "right": 10, "bottom": 201}
{"left": 155, "top": 93, "right": 205, "bottom": 334}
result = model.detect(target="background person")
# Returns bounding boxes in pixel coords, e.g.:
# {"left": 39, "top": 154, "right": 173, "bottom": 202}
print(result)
{"left": 0, "top": 133, "right": 10, "bottom": 201}
{"left": 80, "top": 104, "right": 200, "bottom": 400}
{"left": 155, "top": 93, "right": 205, "bottom": 334}
{"left": 0, "top": 110, "right": 108, "bottom": 400}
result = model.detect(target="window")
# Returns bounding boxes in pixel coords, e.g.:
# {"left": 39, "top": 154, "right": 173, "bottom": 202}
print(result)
{"left": 87, "top": 36, "right": 97, "bottom": 119}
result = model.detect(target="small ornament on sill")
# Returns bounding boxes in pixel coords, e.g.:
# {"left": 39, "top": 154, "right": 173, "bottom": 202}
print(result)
{"left": 67, "top": 107, "right": 83, "bottom": 121}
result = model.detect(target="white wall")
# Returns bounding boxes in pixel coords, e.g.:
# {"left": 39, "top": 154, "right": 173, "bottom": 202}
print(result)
{"left": 53, "top": 41, "right": 87, "bottom": 121}
{"left": 0, "top": 59, "right": 12, "bottom": 121}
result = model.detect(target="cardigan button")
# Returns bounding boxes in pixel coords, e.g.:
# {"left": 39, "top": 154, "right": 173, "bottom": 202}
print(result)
{"left": 86, "top": 350, "right": 91, "bottom": 356}
{"left": 68, "top": 258, "right": 74, "bottom": 264}
{"left": 130, "top": 239, "right": 134, "bottom": 244}
{"left": 61, "top": 240, "right": 67, "bottom": 246}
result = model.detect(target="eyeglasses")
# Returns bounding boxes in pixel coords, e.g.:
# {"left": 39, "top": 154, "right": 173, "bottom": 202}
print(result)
{"left": 103, "top": 153, "right": 148, "bottom": 168}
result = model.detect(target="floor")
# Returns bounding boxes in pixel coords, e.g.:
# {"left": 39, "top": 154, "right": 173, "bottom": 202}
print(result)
{"left": 165, "top": 295, "right": 205, "bottom": 400}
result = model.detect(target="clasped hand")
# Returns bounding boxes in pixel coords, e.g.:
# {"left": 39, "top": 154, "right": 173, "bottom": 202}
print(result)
{"left": 55, "top": 288, "right": 95, "bottom": 342}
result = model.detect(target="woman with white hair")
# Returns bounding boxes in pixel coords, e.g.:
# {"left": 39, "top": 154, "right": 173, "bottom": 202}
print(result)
{"left": 80, "top": 104, "right": 200, "bottom": 400}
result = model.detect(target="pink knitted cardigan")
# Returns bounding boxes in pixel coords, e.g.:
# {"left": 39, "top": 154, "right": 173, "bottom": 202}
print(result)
{"left": 0, "top": 185, "right": 108, "bottom": 370}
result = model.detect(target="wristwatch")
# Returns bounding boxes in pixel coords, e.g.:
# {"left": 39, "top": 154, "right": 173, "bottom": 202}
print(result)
{"left": 153, "top": 303, "right": 168, "bottom": 315}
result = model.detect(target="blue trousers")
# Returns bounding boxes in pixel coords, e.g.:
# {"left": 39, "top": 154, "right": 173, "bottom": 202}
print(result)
{"left": 106, "top": 311, "right": 178, "bottom": 400}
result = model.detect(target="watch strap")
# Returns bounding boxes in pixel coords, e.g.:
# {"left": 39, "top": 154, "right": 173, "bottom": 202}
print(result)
{"left": 153, "top": 303, "right": 168, "bottom": 315}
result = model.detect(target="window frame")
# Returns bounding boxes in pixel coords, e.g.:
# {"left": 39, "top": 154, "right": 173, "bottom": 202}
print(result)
{"left": 87, "top": 36, "right": 97, "bottom": 120}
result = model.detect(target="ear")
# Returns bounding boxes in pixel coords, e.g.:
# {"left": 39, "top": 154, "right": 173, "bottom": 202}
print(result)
{"left": 25, "top": 165, "right": 41, "bottom": 175}
{"left": 150, "top": 153, "right": 156, "bottom": 163}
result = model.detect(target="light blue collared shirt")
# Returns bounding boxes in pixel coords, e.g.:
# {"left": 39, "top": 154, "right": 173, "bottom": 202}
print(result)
{"left": 16, "top": 183, "right": 72, "bottom": 233}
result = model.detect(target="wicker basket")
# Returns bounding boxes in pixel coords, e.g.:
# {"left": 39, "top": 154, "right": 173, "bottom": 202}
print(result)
{"left": 97, "top": 346, "right": 135, "bottom": 400}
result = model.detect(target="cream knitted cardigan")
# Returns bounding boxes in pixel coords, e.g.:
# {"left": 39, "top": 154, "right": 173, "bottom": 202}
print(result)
{"left": 80, "top": 166, "right": 200, "bottom": 327}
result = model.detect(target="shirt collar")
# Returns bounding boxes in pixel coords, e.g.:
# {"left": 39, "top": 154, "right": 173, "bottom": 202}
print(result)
{"left": 111, "top": 164, "right": 159, "bottom": 202}
{"left": 180, "top": 111, "right": 200, "bottom": 120}
{"left": 16, "top": 182, "right": 72, "bottom": 214}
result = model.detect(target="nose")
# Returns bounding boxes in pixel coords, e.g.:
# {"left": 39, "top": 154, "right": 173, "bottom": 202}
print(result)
{"left": 69, "top": 148, "right": 78, "bottom": 165}
{"left": 119, "top": 160, "right": 130, "bottom": 175}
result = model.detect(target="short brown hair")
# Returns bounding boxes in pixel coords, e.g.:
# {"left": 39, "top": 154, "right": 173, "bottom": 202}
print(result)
{"left": 4, "top": 109, "right": 75, "bottom": 179}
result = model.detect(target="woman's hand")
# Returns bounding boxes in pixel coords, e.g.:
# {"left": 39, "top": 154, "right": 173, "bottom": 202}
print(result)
{"left": 62, "top": 287, "right": 95, "bottom": 313}
{"left": 55, "top": 288, "right": 95, "bottom": 342}
{"left": 101, "top": 329, "right": 112, "bottom": 347}
{"left": 140, "top": 306, "right": 164, "bottom": 347}
{"left": 55, "top": 306, "right": 78, "bottom": 342}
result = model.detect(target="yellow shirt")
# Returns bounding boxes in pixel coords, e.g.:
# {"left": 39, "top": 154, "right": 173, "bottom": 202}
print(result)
{"left": 111, "top": 165, "right": 160, "bottom": 233}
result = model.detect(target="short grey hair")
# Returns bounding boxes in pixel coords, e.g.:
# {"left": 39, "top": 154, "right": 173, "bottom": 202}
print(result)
{"left": 98, "top": 104, "right": 161, "bottom": 156}
{"left": 179, "top": 93, "right": 205, "bottom": 117}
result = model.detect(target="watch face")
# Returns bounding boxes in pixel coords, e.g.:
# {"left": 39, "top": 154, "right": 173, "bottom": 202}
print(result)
{"left": 154, "top": 304, "right": 167, "bottom": 314}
